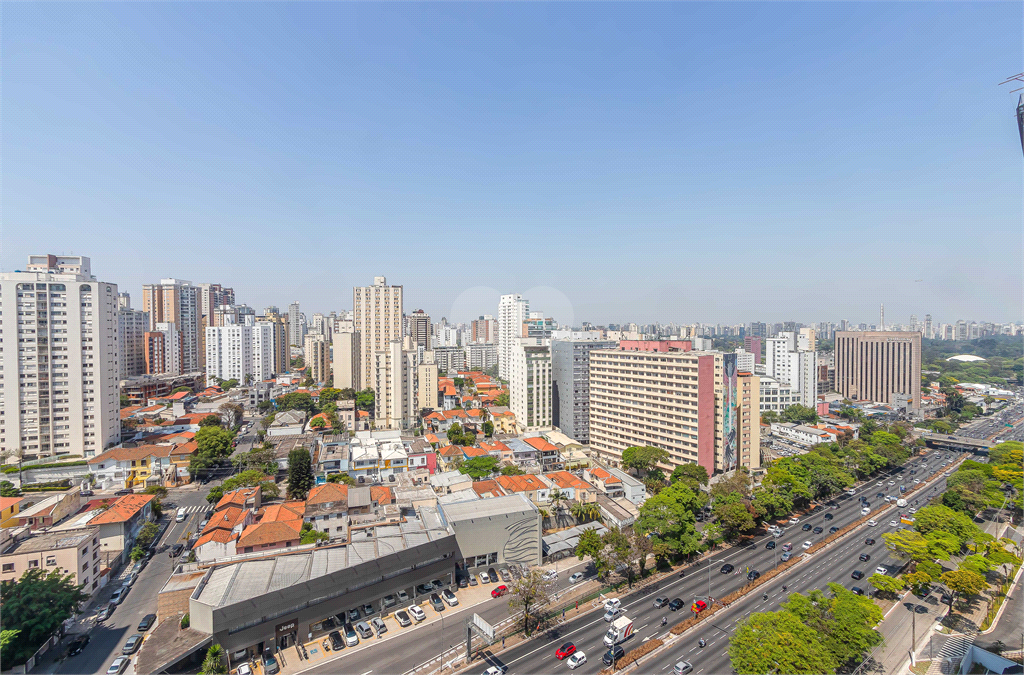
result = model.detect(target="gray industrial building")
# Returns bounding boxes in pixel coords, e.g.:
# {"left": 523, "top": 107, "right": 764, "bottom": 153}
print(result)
{"left": 551, "top": 337, "right": 616, "bottom": 444}
{"left": 187, "top": 496, "right": 540, "bottom": 662}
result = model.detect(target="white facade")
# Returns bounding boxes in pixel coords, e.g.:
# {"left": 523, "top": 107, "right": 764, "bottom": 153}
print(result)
{"left": 498, "top": 294, "right": 529, "bottom": 380}
{"left": 465, "top": 343, "right": 498, "bottom": 372}
{"left": 509, "top": 339, "right": 552, "bottom": 431}
{"left": 142, "top": 279, "right": 200, "bottom": 373}
{"left": 205, "top": 323, "right": 274, "bottom": 385}
{"left": 288, "top": 301, "right": 304, "bottom": 348}
{"left": 734, "top": 348, "right": 755, "bottom": 374}
{"left": 1, "top": 255, "right": 121, "bottom": 459}
{"left": 375, "top": 340, "right": 415, "bottom": 430}
{"left": 765, "top": 332, "right": 817, "bottom": 407}
{"left": 117, "top": 296, "right": 148, "bottom": 379}
{"left": 332, "top": 331, "right": 361, "bottom": 390}
{"left": 353, "top": 276, "right": 403, "bottom": 397}
{"left": 759, "top": 375, "right": 796, "bottom": 413}
{"left": 151, "top": 322, "right": 183, "bottom": 376}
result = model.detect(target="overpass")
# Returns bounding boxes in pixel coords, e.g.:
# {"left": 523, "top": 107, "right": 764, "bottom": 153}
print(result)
{"left": 921, "top": 433, "right": 993, "bottom": 453}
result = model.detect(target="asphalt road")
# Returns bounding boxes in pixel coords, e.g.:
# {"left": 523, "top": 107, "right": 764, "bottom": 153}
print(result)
{"left": 297, "top": 449, "right": 963, "bottom": 675}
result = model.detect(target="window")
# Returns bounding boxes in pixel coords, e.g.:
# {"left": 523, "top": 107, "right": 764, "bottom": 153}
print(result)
{"left": 46, "top": 556, "right": 57, "bottom": 566}
{"left": 1, "top": 563, "right": 14, "bottom": 572}
{"left": 28, "top": 560, "right": 39, "bottom": 568}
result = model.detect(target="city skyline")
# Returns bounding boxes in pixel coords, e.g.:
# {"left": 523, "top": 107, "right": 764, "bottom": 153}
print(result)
{"left": 2, "top": 2, "right": 1020, "bottom": 324}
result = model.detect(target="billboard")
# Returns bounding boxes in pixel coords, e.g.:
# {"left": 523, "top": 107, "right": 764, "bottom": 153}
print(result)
{"left": 722, "top": 353, "right": 738, "bottom": 471}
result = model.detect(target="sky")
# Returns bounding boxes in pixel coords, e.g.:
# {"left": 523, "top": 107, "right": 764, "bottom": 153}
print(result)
{"left": 2, "top": 2, "right": 1021, "bottom": 327}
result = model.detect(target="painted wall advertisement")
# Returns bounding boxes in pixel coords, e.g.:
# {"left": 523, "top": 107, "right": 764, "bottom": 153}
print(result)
{"left": 722, "top": 353, "right": 738, "bottom": 471}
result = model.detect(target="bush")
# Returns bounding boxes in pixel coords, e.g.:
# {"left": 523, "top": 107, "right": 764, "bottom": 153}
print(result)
{"left": 2, "top": 460, "right": 88, "bottom": 474}
{"left": 180, "top": 613, "right": 190, "bottom": 629}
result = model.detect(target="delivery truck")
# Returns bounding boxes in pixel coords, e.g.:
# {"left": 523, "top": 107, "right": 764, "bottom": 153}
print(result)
{"left": 604, "top": 616, "right": 634, "bottom": 647}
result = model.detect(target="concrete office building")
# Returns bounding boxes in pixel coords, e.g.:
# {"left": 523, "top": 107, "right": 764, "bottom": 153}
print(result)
{"left": 117, "top": 293, "right": 149, "bottom": 379}
{"left": 1, "top": 255, "right": 121, "bottom": 459}
{"left": 206, "top": 322, "right": 275, "bottom": 386}
{"left": 498, "top": 294, "right": 529, "bottom": 380}
{"left": 835, "top": 331, "right": 921, "bottom": 409}
{"left": 407, "top": 310, "right": 431, "bottom": 349}
{"left": 332, "top": 331, "right": 361, "bottom": 390}
{"left": 303, "top": 334, "right": 330, "bottom": 384}
{"left": 416, "top": 361, "right": 439, "bottom": 411}
{"left": 550, "top": 337, "right": 616, "bottom": 444}
{"left": 589, "top": 347, "right": 760, "bottom": 477}
{"left": 765, "top": 332, "right": 817, "bottom": 408}
{"left": 509, "top": 340, "right": 552, "bottom": 432}
{"left": 143, "top": 279, "right": 201, "bottom": 374}
{"left": 353, "top": 277, "right": 404, "bottom": 397}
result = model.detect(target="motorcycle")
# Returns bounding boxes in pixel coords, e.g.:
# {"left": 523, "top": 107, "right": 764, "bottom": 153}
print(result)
{"left": 662, "top": 617, "right": 668, "bottom": 626}
{"left": 763, "top": 593, "right": 769, "bottom": 601}
{"left": 699, "top": 639, "right": 706, "bottom": 648}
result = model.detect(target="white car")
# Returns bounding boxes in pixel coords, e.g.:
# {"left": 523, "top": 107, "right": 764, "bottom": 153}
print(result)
{"left": 789, "top": 517, "right": 800, "bottom": 524}
{"left": 568, "top": 572, "right": 584, "bottom": 584}
{"left": 482, "top": 666, "right": 507, "bottom": 675}
{"left": 603, "top": 607, "right": 623, "bottom": 622}
{"left": 846, "top": 489, "right": 857, "bottom": 496}
{"left": 876, "top": 482, "right": 884, "bottom": 486}
{"left": 237, "top": 665, "right": 254, "bottom": 675}
{"left": 478, "top": 571, "right": 490, "bottom": 584}
{"left": 914, "top": 479, "right": 921, "bottom": 484}
{"left": 442, "top": 589, "right": 459, "bottom": 607}
{"left": 543, "top": 570, "right": 558, "bottom": 581}
{"left": 875, "top": 566, "right": 888, "bottom": 576}
{"left": 867, "top": 519, "right": 878, "bottom": 527}
{"left": 408, "top": 605, "right": 426, "bottom": 622}
{"left": 909, "top": 508, "right": 917, "bottom": 514}
{"left": 566, "top": 652, "right": 587, "bottom": 669}
{"left": 888, "top": 480, "right": 896, "bottom": 485}
{"left": 889, "top": 520, "right": 898, "bottom": 527}
{"left": 801, "top": 540, "right": 812, "bottom": 549}
{"left": 603, "top": 597, "right": 621, "bottom": 611}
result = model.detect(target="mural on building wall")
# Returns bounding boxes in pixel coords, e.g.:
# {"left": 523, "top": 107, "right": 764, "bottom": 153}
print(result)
{"left": 722, "top": 353, "right": 738, "bottom": 471}
{"left": 501, "top": 517, "right": 539, "bottom": 563}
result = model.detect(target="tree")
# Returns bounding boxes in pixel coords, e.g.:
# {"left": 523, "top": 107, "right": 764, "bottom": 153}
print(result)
{"left": 780, "top": 584, "right": 883, "bottom": 671}
{"left": 501, "top": 464, "right": 526, "bottom": 476}
{"left": 629, "top": 530, "right": 654, "bottom": 581}
{"left": 621, "top": 446, "right": 669, "bottom": 477}
{"left": 196, "top": 426, "right": 235, "bottom": 458}
{"left": 575, "top": 528, "right": 609, "bottom": 577}
{"left": 220, "top": 379, "right": 239, "bottom": 391}
{"left": 637, "top": 481, "right": 702, "bottom": 557}
{"left": 199, "top": 414, "right": 222, "bottom": 428}
{"left": 276, "top": 392, "right": 317, "bottom": 414}
{"left": 867, "top": 574, "right": 905, "bottom": 597}
{"left": 287, "top": 448, "right": 314, "bottom": 499}
{"left": 1, "top": 630, "right": 19, "bottom": 655}
{"left": 506, "top": 569, "right": 551, "bottom": 636}
{"left": 326, "top": 472, "right": 356, "bottom": 486}
{"left": 752, "top": 486, "right": 794, "bottom": 523}
{"left": 760, "top": 410, "right": 780, "bottom": 425}
{"left": 120, "top": 394, "right": 132, "bottom": 408}
{"left": 494, "top": 392, "right": 510, "bottom": 407}
{"left": 310, "top": 416, "right": 327, "bottom": 430}
{"left": 130, "top": 546, "right": 147, "bottom": 563}
{"left": 0, "top": 568, "right": 88, "bottom": 666}
{"left": 459, "top": 456, "right": 499, "bottom": 479}
{"left": 714, "top": 496, "right": 757, "bottom": 538}
{"left": 670, "top": 462, "right": 709, "bottom": 489}
{"left": 355, "top": 388, "right": 375, "bottom": 411}
{"left": 913, "top": 505, "right": 981, "bottom": 548}
{"left": 201, "top": 643, "right": 228, "bottom": 674}
{"left": 0, "top": 481, "right": 21, "bottom": 498}
{"left": 780, "top": 404, "right": 819, "bottom": 425}
{"left": 257, "top": 400, "right": 274, "bottom": 414}
{"left": 482, "top": 421, "right": 494, "bottom": 437}
{"left": 729, "top": 611, "right": 837, "bottom": 675}
{"left": 300, "top": 522, "right": 329, "bottom": 545}
{"left": 135, "top": 522, "right": 160, "bottom": 549}
{"left": 882, "top": 530, "right": 930, "bottom": 561}
{"left": 941, "top": 569, "right": 988, "bottom": 608}
{"left": 218, "top": 403, "right": 244, "bottom": 430}
{"left": 318, "top": 388, "right": 343, "bottom": 406}
{"left": 570, "top": 500, "right": 600, "bottom": 524}
{"left": 143, "top": 485, "right": 168, "bottom": 499}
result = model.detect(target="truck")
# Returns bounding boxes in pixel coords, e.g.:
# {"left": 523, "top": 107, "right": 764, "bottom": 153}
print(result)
{"left": 896, "top": 498, "right": 908, "bottom": 508}
{"left": 604, "top": 616, "right": 634, "bottom": 647}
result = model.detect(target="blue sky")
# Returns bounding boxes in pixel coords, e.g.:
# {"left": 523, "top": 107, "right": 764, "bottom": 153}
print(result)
{"left": 2, "top": 2, "right": 1020, "bottom": 326}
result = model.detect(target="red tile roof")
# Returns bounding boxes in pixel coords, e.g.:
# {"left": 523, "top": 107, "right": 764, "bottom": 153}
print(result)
{"left": 472, "top": 480, "right": 506, "bottom": 498}
{"left": 496, "top": 474, "right": 549, "bottom": 493}
{"left": 589, "top": 467, "right": 619, "bottom": 484}
{"left": 370, "top": 486, "right": 394, "bottom": 505}
{"left": 462, "top": 446, "right": 491, "bottom": 458}
{"left": 89, "top": 494, "right": 154, "bottom": 524}
{"left": 306, "top": 483, "right": 348, "bottom": 506}
{"left": 524, "top": 437, "right": 557, "bottom": 452}
{"left": 545, "top": 471, "right": 593, "bottom": 491}
{"left": 216, "top": 486, "right": 261, "bottom": 511}
{"left": 436, "top": 445, "right": 463, "bottom": 458}
{"left": 0, "top": 497, "right": 24, "bottom": 512}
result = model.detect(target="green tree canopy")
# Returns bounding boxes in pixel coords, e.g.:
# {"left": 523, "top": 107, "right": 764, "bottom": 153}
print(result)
{"left": 355, "top": 388, "right": 375, "bottom": 411}
{"left": 1, "top": 569, "right": 88, "bottom": 666}
{"left": 326, "top": 472, "right": 356, "bottom": 485}
{"left": 201, "top": 644, "right": 228, "bottom": 674}
{"left": 621, "top": 445, "right": 669, "bottom": 477}
{"left": 941, "top": 569, "right": 988, "bottom": 606}
{"left": 459, "top": 456, "right": 499, "bottom": 479}
{"left": 276, "top": 392, "right": 317, "bottom": 414}
{"left": 713, "top": 494, "right": 757, "bottom": 538}
{"left": 670, "top": 462, "right": 709, "bottom": 489}
{"left": 500, "top": 464, "right": 526, "bottom": 476}
{"left": 729, "top": 611, "right": 837, "bottom": 675}
{"left": 780, "top": 404, "right": 819, "bottom": 425}
{"left": 780, "top": 584, "right": 883, "bottom": 670}
{"left": 287, "top": 448, "right": 314, "bottom": 499}
{"left": 494, "top": 392, "right": 510, "bottom": 407}
{"left": 198, "top": 414, "right": 222, "bottom": 427}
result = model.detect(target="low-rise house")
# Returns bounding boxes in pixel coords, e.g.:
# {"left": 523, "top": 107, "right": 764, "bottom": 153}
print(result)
{"left": 584, "top": 467, "right": 623, "bottom": 499}
{"left": 544, "top": 471, "right": 598, "bottom": 503}
{"left": 429, "top": 471, "right": 473, "bottom": 496}
{"left": 503, "top": 438, "right": 539, "bottom": 466}
{"left": 316, "top": 435, "right": 350, "bottom": 475}
{"left": 0, "top": 527, "right": 103, "bottom": 597}
{"left": 236, "top": 501, "right": 305, "bottom": 555}
{"left": 435, "top": 445, "right": 465, "bottom": 472}
{"left": 193, "top": 506, "right": 254, "bottom": 561}
{"left": 405, "top": 437, "right": 437, "bottom": 474}
{"left": 304, "top": 483, "right": 350, "bottom": 539}
{"left": 523, "top": 436, "right": 561, "bottom": 469}
{"left": 348, "top": 431, "right": 409, "bottom": 482}
{"left": 15, "top": 492, "right": 81, "bottom": 530}
{"left": 486, "top": 407, "right": 517, "bottom": 434}
{"left": 605, "top": 467, "right": 648, "bottom": 505}
{"left": 88, "top": 444, "right": 178, "bottom": 490}
{"left": 267, "top": 409, "right": 307, "bottom": 436}
{"left": 461, "top": 446, "right": 495, "bottom": 462}
{"left": 1, "top": 497, "right": 24, "bottom": 528}
{"left": 479, "top": 440, "right": 513, "bottom": 462}
{"left": 770, "top": 422, "right": 836, "bottom": 446}
{"left": 495, "top": 474, "right": 553, "bottom": 506}
{"left": 472, "top": 479, "right": 506, "bottom": 499}
{"left": 64, "top": 494, "right": 156, "bottom": 566}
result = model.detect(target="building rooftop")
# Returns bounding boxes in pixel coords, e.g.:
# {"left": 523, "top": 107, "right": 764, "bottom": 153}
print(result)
{"left": 2, "top": 527, "right": 97, "bottom": 555}
{"left": 90, "top": 494, "right": 155, "bottom": 525}
{"left": 438, "top": 493, "right": 537, "bottom": 522}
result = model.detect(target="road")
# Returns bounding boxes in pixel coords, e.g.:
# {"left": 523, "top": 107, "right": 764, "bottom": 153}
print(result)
{"left": 296, "top": 449, "right": 963, "bottom": 675}
{"left": 50, "top": 484, "right": 214, "bottom": 675}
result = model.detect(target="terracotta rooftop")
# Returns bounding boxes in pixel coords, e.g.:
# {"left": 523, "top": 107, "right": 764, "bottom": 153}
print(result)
{"left": 436, "top": 445, "right": 463, "bottom": 458}
{"left": 462, "top": 446, "right": 491, "bottom": 458}
{"left": 0, "top": 497, "right": 24, "bottom": 512}
{"left": 88, "top": 444, "right": 175, "bottom": 465}
{"left": 545, "top": 471, "right": 594, "bottom": 491}
{"left": 496, "top": 474, "right": 549, "bottom": 493}
{"left": 524, "top": 437, "right": 558, "bottom": 452}
{"left": 89, "top": 494, "right": 155, "bottom": 524}
{"left": 215, "top": 486, "right": 261, "bottom": 511}
{"left": 472, "top": 480, "right": 506, "bottom": 498}
{"left": 306, "top": 483, "right": 348, "bottom": 506}
{"left": 589, "top": 467, "right": 620, "bottom": 483}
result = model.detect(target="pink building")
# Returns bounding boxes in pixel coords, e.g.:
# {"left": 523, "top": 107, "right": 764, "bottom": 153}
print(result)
{"left": 618, "top": 340, "right": 693, "bottom": 352}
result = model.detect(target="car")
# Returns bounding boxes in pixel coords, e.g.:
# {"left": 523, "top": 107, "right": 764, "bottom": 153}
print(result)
{"left": 458, "top": 576, "right": 469, "bottom": 589}
{"left": 361, "top": 603, "right": 374, "bottom": 617}
{"left": 468, "top": 574, "right": 478, "bottom": 587}
{"left": 344, "top": 623, "right": 360, "bottom": 646}
{"left": 488, "top": 568, "right": 498, "bottom": 583}
{"left": 602, "top": 644, "right": 626, "bottom": 666}
{"left": 110, "top": 587, "right": 128, "bottom": 605}
{"left": 654, "top": 596, "right": 669, "bottom": 608}
{"left": 909, "top": 508, "right": 917, "bottom": 514}
{"left": 398, "top": 589, "right": 410, "bottom": 602}
{"left": 383, "top": 594, "right": 398, "bottom": 608}
{"left": 876, "top": 482, "right": 884, "bottom": 486}
{"left": 417, "top": 582, "right": 435, "bottom": 594}
{"left": 430, "top": 593, "right": 445, "bottom": 611}
{"left": 802, "top": 540, "right": 812, "bottom": 549}
{"left": 499, "top": 568, "right": 512, "bottom": 582}
{"left": 824, "top": 513, "right": 833, "bottom": 521}
{"left": 114, "top": 488, "right": 134, "bottom": 496}
{"left": 867, "top": 519, "right": 878, "bottom": 527}
{"left": 569, "top": 572, "right": 584, "bottom": 584}
{"left": 802, "top": 523, "right": 812, "bottom": 531}
{"left": 851, "top": 586, "right": 865, "bottom": 596}
{"left": 478, "top": 572, "right": 490, "bottom": 583}
{"left": 106, "top": 656, "right": 131, "bottom": 674}
{"left": 668, "top": 597, "right": 685, "bottom": 611}
{"left": 370, "top": 617, "right": 388, "bottom": 636}
{"left": 566, "top": 652, "right": 587, "bottom": 669}
{"left": 720, "top": 563, "right": 734, "bottom": 574}
{"left": 262, "top": 651, "right": 280, "bottom": 675}
{"left": 123, "top": 571, "right": 138, "bottom": 587}
{"left": 432, "top": 578, "right": 447, "bottom": 591}
{"left": 875, "top": 566, "right": 888, "bottom": 575}
{"left": 556, "top": 642, "right": 577, "bottom": 659}
{"left": 543, "top": 570, "right": 558, "bottom": 581}
{"left": 176, "top": 508, "right": 187, "bottom": 523}
{"left": 914, "top": 479, "right": 921, "bottom": 484}
{"left": 348, "top": 608, "right": 361, "bottom": 623}
{"left": 604, "top": 605, "right": 624, "bottom": 621}
{"left": 888, "top": 480, "right": 896, "bottom": 485}
{"left": 355, "top": 621, "right": 373, "bottom": 639}
{"left": 97, "top": 602, "right": 116, "bottom": 622}
{"left": 137, "top": 614, "right": 156, "bottom": 631}
{"left": 328, "top": 631, "right": 345, "bottom": 651}
{"left": 766, "top": 541, "right": 776, "bottom": 550}
{"left": 80, "top": 489, "right": 95, "bottom": 497}
{"left": 829, "top": 526, "right": 839, "bottom": 534}
{"left": 407, "top": 603, "right": 428, "bottom": 621}
{"left": 812, "top": 526, "right": 823, "bottom": 534}
{"left": 395, "top": 610, "right": 412, "bottom": 627}
{"left": 889, "top": 520, "right": 898, "bottom": 527}
{"left": 876, "top": 492, "right": 885, "bottom": 498}
{"left": 442, "top": 589, "right": 459, "bottom": 606}
{"left": 789, "top": 517, "right": 800, "bottom": 524}
{"left": 747, "top": 570, "right": 761, "bottom": 581}
{"left": 510, "top": 566, "right": 523, "bottom": 580}
{"left": 674, "top": 661, "right": 694, "bottom": 675}
{"left": 482, "top": 666, "right": 508, "bottom": 675}
{"left": 847, "top": 489, "right": 857, "bottom": 496}
{"left": 171, "top": 543, "right": 184, "bottom": 556}
{"left": 851, "top": 570, "right": 864, "bottom": 580}
{"left": 865, "top": 538, "right": 876, "bottom": 545}
{"left": 67, "top": 634, "right": 90, "bottom": 657}
{"left": 860, "top": 553, "right": 871, "bottom": 562}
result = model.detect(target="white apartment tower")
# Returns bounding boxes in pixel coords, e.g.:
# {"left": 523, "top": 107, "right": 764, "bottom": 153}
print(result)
{"left": 142, "top": 279, "right": 201, "bottom": 373}
{"left": 117, "top": 293, "right": 148, "bottom": 379}
{"left": 288, "top": 302, "right": 305, "bottom": 347}
{"left": 1, "top": 255, "right": 121, "bottom": 459}
{"left": 353, "top": 277, "right": 403, "bottom": 394}
{"left": 509, "top": 339, "right": 552, "bottom": 431}
{"left": 303, "top": 334, "right": 330, "bottom": 384}
{"left": 205, "top": 321, "right": 274, "bottom": 386}
{"left": 375, "top": 340, "right": 415, "bottom": 430}
{"left": 498, "top": 294, "right": 529, "bottom": 380}
{"left": 765, "top": 332, "right": 818, "bottom": 407}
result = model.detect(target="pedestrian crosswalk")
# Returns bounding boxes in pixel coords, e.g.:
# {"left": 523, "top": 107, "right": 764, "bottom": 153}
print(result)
{"left": 176, "top": 505, "right": 207, "bottom": 515}
{"left": 937, "top": 635, "right": 972, "bottom": 659}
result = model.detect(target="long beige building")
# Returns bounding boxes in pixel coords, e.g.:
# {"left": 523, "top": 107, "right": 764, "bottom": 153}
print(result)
{"left": 353, "top": 277, "right": 403, "bottom": 395}
{"left": 835, "top": 331, "right": 921, "bottom": 408}
{"left": 588, "top": 345, "right": 759, "bottom": 477}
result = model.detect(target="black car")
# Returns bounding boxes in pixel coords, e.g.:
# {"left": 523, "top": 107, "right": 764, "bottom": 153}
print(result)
{"left": 802, "top": 523, "right": 812, "bottom": 531}
{"left": 823, "top": 514, "right": 833, "bottom": 521}
{"left": 765, "top": 541, "right": 776, "bottom": 550}
{"left": 114, "top": 488, "right": 134, "bottom": 496}
{"left": 668, "top": 598, "right": 685, "bottom": 611}
{"left": 876, "top": 492, "right": 885, "bottom": 499}
{"left": 603, "top": 645, "right": 625, "bottom": 665}
{"left": 812, "top": 527, "right": 823, "bottom": 534}
{"left": 322, "top": 616, "right": 336, "bottom": 630}
{"left": 851, "top": 570, "right": 864, "bottom": 580}
{"left": 137, "top": 614, "right": 156, "bottom": 631}
{"left": 487, "top": 568, "right": 498, "bottom": 583}
{"left": 171, "top": 543, "right": 184, "bottom": 556}
{"left": 851, "top": 586, "right": 864, "bottom": 595}
{"left": 720, "top": 564, "right": 734, "bottom": 574}
{"left": 862, "top": 501, "right": 871, "bottom": 508}
{"left": 747, "top": 570, "right": 761, "bottom": 581}
{"left": 865, "top": 538, "right": 876, "bottom": 545}
{"left": 67, "top": 634, "right": 90, "bottom": 657}
{"left": 328, "top": 631, "right": 345, "bottom": 651}
{"left": 859, "top": 553, "right": 871, "bottom": 562}
{"left": 829, "top": 526, "right": 839, "bottom": 534}
{"left": 429, "top": 593, "right": 445, "bottom": 612}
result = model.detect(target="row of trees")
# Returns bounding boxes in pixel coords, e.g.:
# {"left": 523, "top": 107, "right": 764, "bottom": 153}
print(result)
{"left": 205, "top": 469, "right": 280, "bottom": 504}
{"left": 575, "top": 525, "right": 654, "bottom": 587}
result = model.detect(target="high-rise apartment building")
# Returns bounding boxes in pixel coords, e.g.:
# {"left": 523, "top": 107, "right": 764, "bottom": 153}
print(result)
{"left": 550, "top": 337, "right": 616, "bottom": 444}
{"left": 498, "top": 294, "right": 529, "bottom": 380}
{"left": 525, "top": 313, "right": 557, "bottom": 339}
{"left": 145, "top": 323, "right": 182, "bottom": 376}
{"left": 416, "top": 361, "right": 439, "bottom": 411}
{"left": 375, "top": 340, "right": 415, "bottom": 430}
{"left": 765, "top": 332, "right": 817, "bottom": 407}
{"left": 117, "top": 293, "right": 148, "bottom": 379}
{"left": 1, "top": 255, "right": 121, "bottom": 459}
{"left": 465, "top": 343, "right": 498, "bottom": 372}
{"left": 332, "top": 332, "right": 361, "bottom": 390}
{"left": 407, "top": 310, "right": 432, "bottom": 349}
{"left": 205, "top": 322, "right": 274, "bottom": 386}
{"left": 509, "top": 340, "right": 552, "bottom": 431}
{"left": 588, "top": 347, "right": 760, "bottom": 477}
{"left": 743, "top": 336, "right": 762, "bottom": 364}
{"left": 288, "top": 302, "right": 305, "bottom": 347}
{"left": 256, "top": 309, "right": 289, "bottom": 376}
{"left": 924, "top": 314, "right": 933, "bottom": 339}
{"left": 142, "top": 279, "right": 201, "bottom": 373}
{"left": 303, "top": 334, "right": 330, "bottom": 384}
{"left": 471, "top": 315, "right": 498, "bottom": 344}
{"left": 353, "top": 277, "right": 403, "bottom": 393}
{"left": 197, "top": 283, "right": 235, "bottom": 323}
{"left": 834, "top": 331, "right": 921, "bottom": 409}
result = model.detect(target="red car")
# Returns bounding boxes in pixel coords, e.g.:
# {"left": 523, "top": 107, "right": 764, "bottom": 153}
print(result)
{"left": 491, "top": 585, "right": 508, "bottom": 598}
{"left": 555, "top": 642, "right": 576, "bottom": 660}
